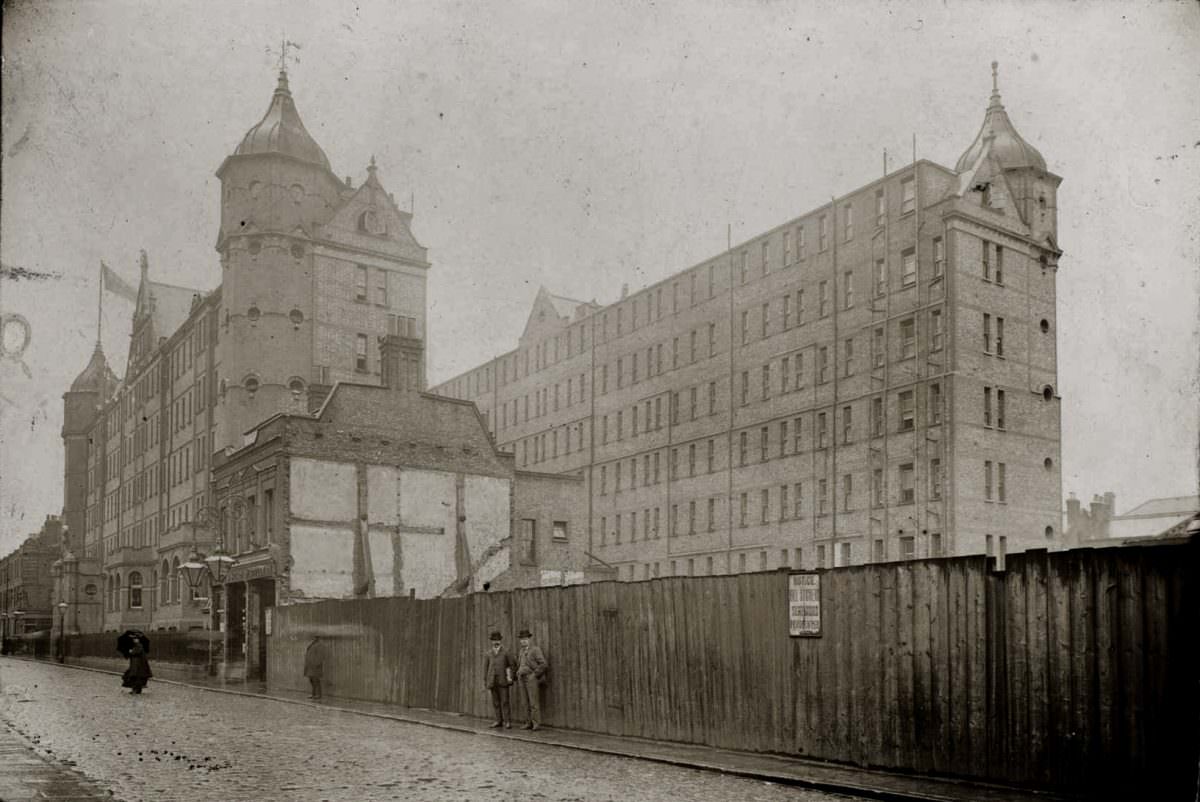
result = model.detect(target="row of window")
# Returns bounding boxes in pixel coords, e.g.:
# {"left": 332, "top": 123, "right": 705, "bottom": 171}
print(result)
{"left": 103, "top": 562, "right": 206, "bottom": 612}
{"left": 611, "top": 533, "right": 941, "bottom": 581}
{"left": 353, "top": 264, "right": 389, "bottom": 305}
{"left": 452, "top": 175, "right": 929, "bottom": 399}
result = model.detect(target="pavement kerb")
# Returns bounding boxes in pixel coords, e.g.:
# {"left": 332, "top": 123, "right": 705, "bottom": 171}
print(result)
{"left": 6, "top": 658, "right": 1070, "bottom": 802}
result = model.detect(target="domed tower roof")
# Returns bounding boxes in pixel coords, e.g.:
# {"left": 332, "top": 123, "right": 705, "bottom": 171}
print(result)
{"left": 69, "top": 343, "right": 118, "bottom": 394}
{"left": 955, "top": 62, "right": 1046, "bottom": 173}
{"left": 234, "top": 70, "right": 331, "bottom": 170}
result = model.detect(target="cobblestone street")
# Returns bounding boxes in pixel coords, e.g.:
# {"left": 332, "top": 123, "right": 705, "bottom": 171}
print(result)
{"left": 0, "top": 659, "right": 856, "bottom": 802}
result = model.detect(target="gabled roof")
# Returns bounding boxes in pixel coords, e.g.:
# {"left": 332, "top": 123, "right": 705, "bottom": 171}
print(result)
{"left": 145, "top": 280, "right": 205, "bottom": 340}
{"left": 546, "top": 291, "right": 594, "bottom": 321}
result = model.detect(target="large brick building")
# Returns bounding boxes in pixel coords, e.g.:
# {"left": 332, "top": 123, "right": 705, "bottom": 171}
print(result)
{"left": 60, "top": 67, "right": 430, "bottom": 633}
{"left": 432, "top": 65, "right": 1064, "bottom": 579}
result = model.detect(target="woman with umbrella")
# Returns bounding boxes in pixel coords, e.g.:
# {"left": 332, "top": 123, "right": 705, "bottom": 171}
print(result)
{"left": 117, "top": 630, "right": 152, "bottom": 694}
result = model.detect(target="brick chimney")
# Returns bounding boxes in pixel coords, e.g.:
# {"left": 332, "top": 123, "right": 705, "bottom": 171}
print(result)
{"left": 379, "top": 332, "right": 425, "bottom": 393}
{"left": 1066, "top": 493, "right": 1082, "bottom": 534}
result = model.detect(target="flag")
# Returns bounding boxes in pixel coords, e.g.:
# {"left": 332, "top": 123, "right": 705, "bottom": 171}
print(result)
{"left": 101, "top": 261, "right": 136, "bottom": 302}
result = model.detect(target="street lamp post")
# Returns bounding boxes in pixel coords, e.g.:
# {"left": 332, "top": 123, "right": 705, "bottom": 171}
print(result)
{"left": 57, "top": 601, "right": 68, "bottom": 663}
{"left": 180, "top": 543, "right": 236, "bottom": 677}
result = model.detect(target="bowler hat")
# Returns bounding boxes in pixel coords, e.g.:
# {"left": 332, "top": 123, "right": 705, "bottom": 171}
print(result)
{"left": 517, "top": 628, "right": 533, "bottom": 638}
{"left": 488, "top": 631, "right": 502, "bottom": 641}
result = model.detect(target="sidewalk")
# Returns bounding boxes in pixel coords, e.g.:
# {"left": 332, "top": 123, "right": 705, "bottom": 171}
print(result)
{"left": 20, "top": 657, "right": 1072, "bottom": 802}
{"left": 0, "top": 721, "right": 111, "bottom": 800}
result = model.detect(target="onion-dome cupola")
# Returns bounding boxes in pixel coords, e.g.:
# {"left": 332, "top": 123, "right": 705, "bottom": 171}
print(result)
{"left": 234, "top": 69, "right": 331, "bottom": 170}
{"left": 69, "top": 342, "right": 117, "bottom": 394}
{"left": 955, "top": 61, "right": 1046, "bottom": 173}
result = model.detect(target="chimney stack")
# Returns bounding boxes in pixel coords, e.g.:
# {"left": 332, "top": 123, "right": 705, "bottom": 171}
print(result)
{"left": 379, "top": 330, "right": 425, "bottom": 393}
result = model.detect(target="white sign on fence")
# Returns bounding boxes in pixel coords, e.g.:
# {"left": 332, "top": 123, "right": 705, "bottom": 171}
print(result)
{"left": 788, "top": 571, "right": 822, "bottom": 637}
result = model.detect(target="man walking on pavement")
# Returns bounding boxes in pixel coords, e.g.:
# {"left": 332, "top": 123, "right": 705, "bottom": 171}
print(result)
{"left": 515, "top": 628, "right": 547, "bottom": 731}
{"left": 482, "top": 630, "right": 516, "bottom": 729}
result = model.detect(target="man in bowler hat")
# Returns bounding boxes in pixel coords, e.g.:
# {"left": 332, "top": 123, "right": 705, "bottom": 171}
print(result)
{"left": 482, "top": 630, "right": 516, "bottom": 728}
{"left": 515, "top": 628, "right": 547, "bottom": 730}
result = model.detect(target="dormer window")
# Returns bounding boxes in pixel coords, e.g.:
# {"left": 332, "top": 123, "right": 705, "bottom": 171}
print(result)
{"left": 358, "top": 209, "right": 385, "bottom": 235}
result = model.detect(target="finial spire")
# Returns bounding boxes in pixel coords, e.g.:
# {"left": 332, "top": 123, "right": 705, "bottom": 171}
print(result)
{"left": 992, "top": 60, "right": 998, "bottom": 93}
{"left": 369, "top": 154, "right": 377, "bottom": 171}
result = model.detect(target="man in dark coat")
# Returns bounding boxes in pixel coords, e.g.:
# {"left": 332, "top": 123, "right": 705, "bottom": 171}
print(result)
{"left": 121, "top": 638, "right": 152, "bottom": 694}
{"left": 482, "top": 630, "right": 516, "bottom": 729}
{"left": 304, "top": 635, "right": 326, "bottom": 699}
{"left": 515, "top": 628, "right": 547, "bottom": 730}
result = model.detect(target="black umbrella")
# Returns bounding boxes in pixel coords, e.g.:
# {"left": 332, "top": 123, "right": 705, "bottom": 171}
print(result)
{"left": 116, "top": 630, "right": 150, "bottom": 658}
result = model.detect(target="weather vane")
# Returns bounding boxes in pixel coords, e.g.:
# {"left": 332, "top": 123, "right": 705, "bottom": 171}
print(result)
{"left": 266, "top": 37, "right": 302, "bottom": 73}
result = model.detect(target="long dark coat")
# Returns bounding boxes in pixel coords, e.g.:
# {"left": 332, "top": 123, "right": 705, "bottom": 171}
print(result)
{"left": 121, "top": 641, "right": 152, "bottom": 690}
{"left": 303, "top": 639, "right": 326, "bottom": 680}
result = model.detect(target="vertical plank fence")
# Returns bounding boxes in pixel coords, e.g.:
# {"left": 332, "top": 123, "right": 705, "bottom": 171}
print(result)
{"left": 268, "top": 541, "right": 1199, "bottom": 797}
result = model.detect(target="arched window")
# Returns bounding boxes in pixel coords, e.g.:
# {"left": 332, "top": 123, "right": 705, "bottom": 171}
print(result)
{"left": 160, "top": 561, "right": 170, "bottom": 606}
{"left": 128, "top": 571, "right": 143, "bottom": 609}
{"left": 170, "top": 557, "right": 180, "bottom": 604}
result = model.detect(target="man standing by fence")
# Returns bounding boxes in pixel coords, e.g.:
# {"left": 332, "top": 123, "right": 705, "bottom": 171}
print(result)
{"left": 515, "top": 628, "right": 547, "bottom": 731}
{"left": 482, "top": 630, "right": 515, "bottom": 729}
{"left": 304, "top": 635, "right": 326, "bottom": 700}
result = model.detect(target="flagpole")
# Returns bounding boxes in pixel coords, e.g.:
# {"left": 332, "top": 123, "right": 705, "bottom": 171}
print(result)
{"left": 97, "top": 261, "right": 103, "bottom": 348}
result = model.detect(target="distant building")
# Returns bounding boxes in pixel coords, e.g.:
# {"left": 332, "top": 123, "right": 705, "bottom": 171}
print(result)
{"left": 0, "top": 516, "right": 62, "bottom": 645}
{"left": 211, "top": 342, "right": 602, "bottom": 680}
{"left": 60, "top": 67, "right": 430, "bottom": 633}
{"left": 432, "top": 64, "right": 1064, "bottom": 578}
{"left": 1066, "top": 492, "right": 1200, "bottom": 545}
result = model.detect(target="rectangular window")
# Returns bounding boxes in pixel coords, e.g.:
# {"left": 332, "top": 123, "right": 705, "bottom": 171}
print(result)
{"left": 998, "top": 462, "right": 1007, "bottom": 502}
{"left": 843, "top": 203, "right": 854, "bottom": 241}
{"left": 875, "top": 188, "right": 885, "bottom": 226}
{"left": 872, "top": 396, "right": 884, "bottom": 437}
{"left": 761, "top": 241, "right": 770, "bottom": 275}
{"left": 760, "top": 426, "right": 769, "bottom": 462}
{"left": 783, "top": 230, "right": 791, "bottom": 264}
{"left": 795, "top": 352, "right": 804, "bottom": 389}
{"left": 818, "top": 215, "right": 828, "bottom": 251}
{"left": 780, "top": 485, "right": 789, "bottom": 519}
{"left": 983, "top": 241, "right": 992, "bottom": 281}
{"left": 761, "top": 303, "right": 769, "bottom": 338}
{"left": 985, "top": 460, "right": 993, "bottom": 501}
{"left": 797, "top": 226, "right": 806, "bottom": 258}
{"left": 901, "top": 177, "right": 915, "bottom": 214}
{"left": 688, "top": 500, "right": 696, "bottom": 534}
{"left": 997, "top": 389, "right": 1006, "bottom": 429}
{"left": 818, "top": 346, "right": 829, "bottom": 384}
{"left": 708, "top": 323, "right": 716, "bottom": 357}
{"left": 741, "top": 371, "right": 749, "bottom": 406}
{"left": 794, "top": 482, "right": 803, "bottom": 518}
{"left": 739, "top": 431, "right": 748, "bottom": 466}
{"left": 758, "top": 489, "right": 768, "bottom": 524}
{"left": 872, "top": 468, "right": 884, "bottom": 507}
{"left": 900, "top": 317, "right": 916, "bottom": 359}
{"left": 707, "top": 498, "right": 715, "bottom": 531}
{"left": 355, "top": 265, "right": 368, "bottom": 301}
{"left": 782, "top": 294, "right": 791, "bottom": 330}
{"left": 818, "top": 479, "right": 828, "bottom": 516}
{"left": 841, "top": 405, "right": 852, "bottom": 444}
{"left": 899, "top": 390, "right": 915, "bottom": 431}
{"left": 873, "top": 327, "right": 885, "bottom": 368}
{"left": 780, "top": 355, "right": 791, "bottom": 393}
{"left": 688, "top": 443, "right": 696, "bottom": 476}
{"left": 707, "top": 439, "right": 715, "bottom": 473}
{"left": 797, "top": 290, "right": 805, "bottom": 324}
{"left": 553, "top": 521, "right": 568, "bottom": 541}
{"left": 983, "top": 313, "right": 992, "bottom": 353}
{"left": 933, "top": 236, "right": 945, "bottom": 277}
{"left": 996, "top": 316, "right": 1005, "bottom": 356}
{"left": 900, "top": 536, "right": 916, "bottom": 560}
{"left": 779, "top": 419, "right": 788, "bottom": 455}
{"left": 819, "top": 281, "right": 829, "bottom": 317}
{"left": 375, "top": 270, "right": 388, "bottom": 305}
{"left": 984, "top": 386, "right": 993, "bottom": 427}
{"left": 930, "top": 533, "right": 943, "bottom": 556}
{"left": 930, "top": 459, "right": 943, "bottom": 500}
{"left": 843, "top": 270, "right": 854, "bottom": 309}
{"left": 739, "top": 492, "right": 748, "bottom": 527}
{"left": 842, "top": 474, "right": 853, "bottom": 511}
{"left": 740, "top": 251, "right": 749, "bottom": 285}
{"left": 817, "top": 411, "right": 828, "bottom": 448}
{"left": 761, "top": 364, "right": 770, "bottom": 400}
{"left": 355, "top": 334, "right": 368, "bottom": 371}
{"left": 930, "top": 308, "right": 944, "bottom": 351}
{"left": 708, "top": 382, "right": 717, "bottom": 415}
{"left": 900, "top": 463, "right": 915, "bottom": 504}
{"left": 873, "top": 539, "right": 885, "bottom": 562}
{"left": 689, "top": 386, "right": 698, "bottom": 420}
{"left": 632, "top": 353, "right": 639, "bottom": 383}
{"left": 874, "top": 259, "right": 886, "bottom": 298}
{"left": 929, "top": 382, "right": 943, "bottom": 425}
{"left": 793, "top": 416, "right": 803, "bottom": 452}
{"left": 843, "top": 337, "right": 854, "bottom": 377}
{"left": 995, "top": 245, "right": 1004, "bottom": 285}
{"left": 617, "top": 358, "right": 624, "bottom": 389}
{"left": 901, "top": 248, "right": 917, "bottom": 287}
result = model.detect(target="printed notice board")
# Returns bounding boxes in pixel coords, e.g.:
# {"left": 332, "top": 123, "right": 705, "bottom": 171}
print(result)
{"left": 788, "top": 571, "right": 822, "bottom": 637}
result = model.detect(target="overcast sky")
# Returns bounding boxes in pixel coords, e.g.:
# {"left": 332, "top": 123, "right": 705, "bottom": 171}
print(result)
{"left": 1, "top": 0, "right": 1197, "bottom": 553}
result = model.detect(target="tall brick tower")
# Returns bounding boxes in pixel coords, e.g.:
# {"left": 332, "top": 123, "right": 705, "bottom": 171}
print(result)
{"left": 214, "top": 67, "right": 430, "bottom": 450}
